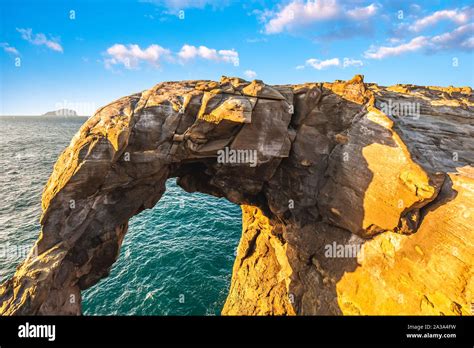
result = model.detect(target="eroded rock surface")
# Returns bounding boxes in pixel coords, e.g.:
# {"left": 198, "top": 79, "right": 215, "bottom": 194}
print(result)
{"left": 0, "top": 76, "right": 472, "bottom": 315}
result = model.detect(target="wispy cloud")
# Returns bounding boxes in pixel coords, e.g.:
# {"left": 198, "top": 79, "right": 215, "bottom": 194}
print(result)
{"left": 346, "top": 3, "right": 378, "bottom": 20}
{"left": 365, "top": 22, "right": 474, "bottom": 59}
{"left": 16, "top": 28, "right": 63, "bottom": 52}
{"left": 364, "top": 36, "right": 429, "bottom": 59}
{"left": 305, "top": 58, "right": 341, "bottom": 70}
{"left": 264, "top": 0, "right": 340, "bottom": 34}
{"left": 262, "top": 0, "right": 379, "bottom": 37}
{"left": 0, "top": 42, "right": 20, "bottom": 56}
{"left": 409, "top": 7, "right": 472, "bottom": 32}
{"left": 104, "top": 44, "right": 171, "bottom": 69}
{"left": 430, "top": 23, "right": 474, "bottom": 51}
{"left": 178, "top": 44, "right": 239, "bottom": 65}
{"left": 299, "top": 57, "right": 364, "bottom": 70}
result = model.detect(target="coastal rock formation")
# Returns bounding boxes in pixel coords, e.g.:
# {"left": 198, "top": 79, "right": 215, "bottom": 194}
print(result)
{"left": 1, "top": 76, "right": 473, "bottom": 315}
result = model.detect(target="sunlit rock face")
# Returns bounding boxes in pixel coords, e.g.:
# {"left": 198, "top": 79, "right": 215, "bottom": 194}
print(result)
{"left": 0, "top": 76, "right": 472, "bottom": 315}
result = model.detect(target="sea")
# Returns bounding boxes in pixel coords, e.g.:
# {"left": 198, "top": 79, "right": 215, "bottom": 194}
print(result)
{"left": 0, "top": 116, "right": 242, "bottom": 315}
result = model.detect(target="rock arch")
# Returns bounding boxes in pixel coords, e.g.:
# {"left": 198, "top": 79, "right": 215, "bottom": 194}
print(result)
{"left": 1, "top": 76, "right": 473, "bottom": 315}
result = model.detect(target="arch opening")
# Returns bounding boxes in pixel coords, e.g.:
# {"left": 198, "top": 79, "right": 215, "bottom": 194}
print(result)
{"left": 82, "top": 178, "right": 241, "bottom": 315}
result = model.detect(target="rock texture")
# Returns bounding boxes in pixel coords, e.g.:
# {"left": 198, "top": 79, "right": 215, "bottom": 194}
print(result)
{"left": 0, "top": 76, "right": 472, "bottom": 315}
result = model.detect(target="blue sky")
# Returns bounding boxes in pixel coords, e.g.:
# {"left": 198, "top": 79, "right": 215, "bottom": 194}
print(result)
{"left": 0, "top": 0, "right": 473, "bottom": 115}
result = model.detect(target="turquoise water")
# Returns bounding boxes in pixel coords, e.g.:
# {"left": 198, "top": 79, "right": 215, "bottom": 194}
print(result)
{"left": 0, "top": 116, "right": 242, "bottom": 315}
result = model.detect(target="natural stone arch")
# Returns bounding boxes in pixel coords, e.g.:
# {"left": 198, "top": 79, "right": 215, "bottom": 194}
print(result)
{"left": 0, "top": 77, "right": 297, "bottom": 315}
{"left": 0, "top": 76, "right": 472, "bottom": 315}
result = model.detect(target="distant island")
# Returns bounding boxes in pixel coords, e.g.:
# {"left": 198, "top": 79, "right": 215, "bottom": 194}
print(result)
{"left": 42, "top": 109, "right": 78, "bottom": 117}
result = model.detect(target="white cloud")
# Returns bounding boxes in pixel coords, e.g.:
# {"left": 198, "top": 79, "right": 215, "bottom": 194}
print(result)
{"left": 0, "top": 42, "right": 19, "bottom": 55}
{"left": 430, "top": 23, "right": 474, "bottom": 51}
{"left": 364, "top": 36, "right": 429, "bottom": 59}
{"left": 103, "top": 43, "right": 239, "bottom": 70}
{"left": 218, "top": 49, "right": 239, "bottom": 65}
{"left": 179, "top": 44, "right": 215, "bottom": 60}
{"left": 347, "top": 3, "right": 378, "bottom": 20}
{"left": 244, "top": 70, "right": 257, "bottom": 79}
{"left": 365, "top": 22, "right": 474, "bottom": 59}
{"left": 387, "top": 37, "right": 402, "bottom": 44}
{"left": 265, "top": 0, "right": 340, "bottom": 34}
{"left": 16, "top": 28, "right": 63, "bottom": 52}
{"left": 178, "top": 44, "right": 239, "bottom": 65}
{"left": 263, "top": 0, "right": 378, "bottom": 35}
{"left": 461, "top": 36, "right": 474, "bottom": 49}
{"left": 104, "top": 44, "right": 171, "bottom": 69}
{"left": 409, "top": 7, "right": 472, "bottom": 32}
{"left": 306, "top": 58, "right": 340, "bottom": 70}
